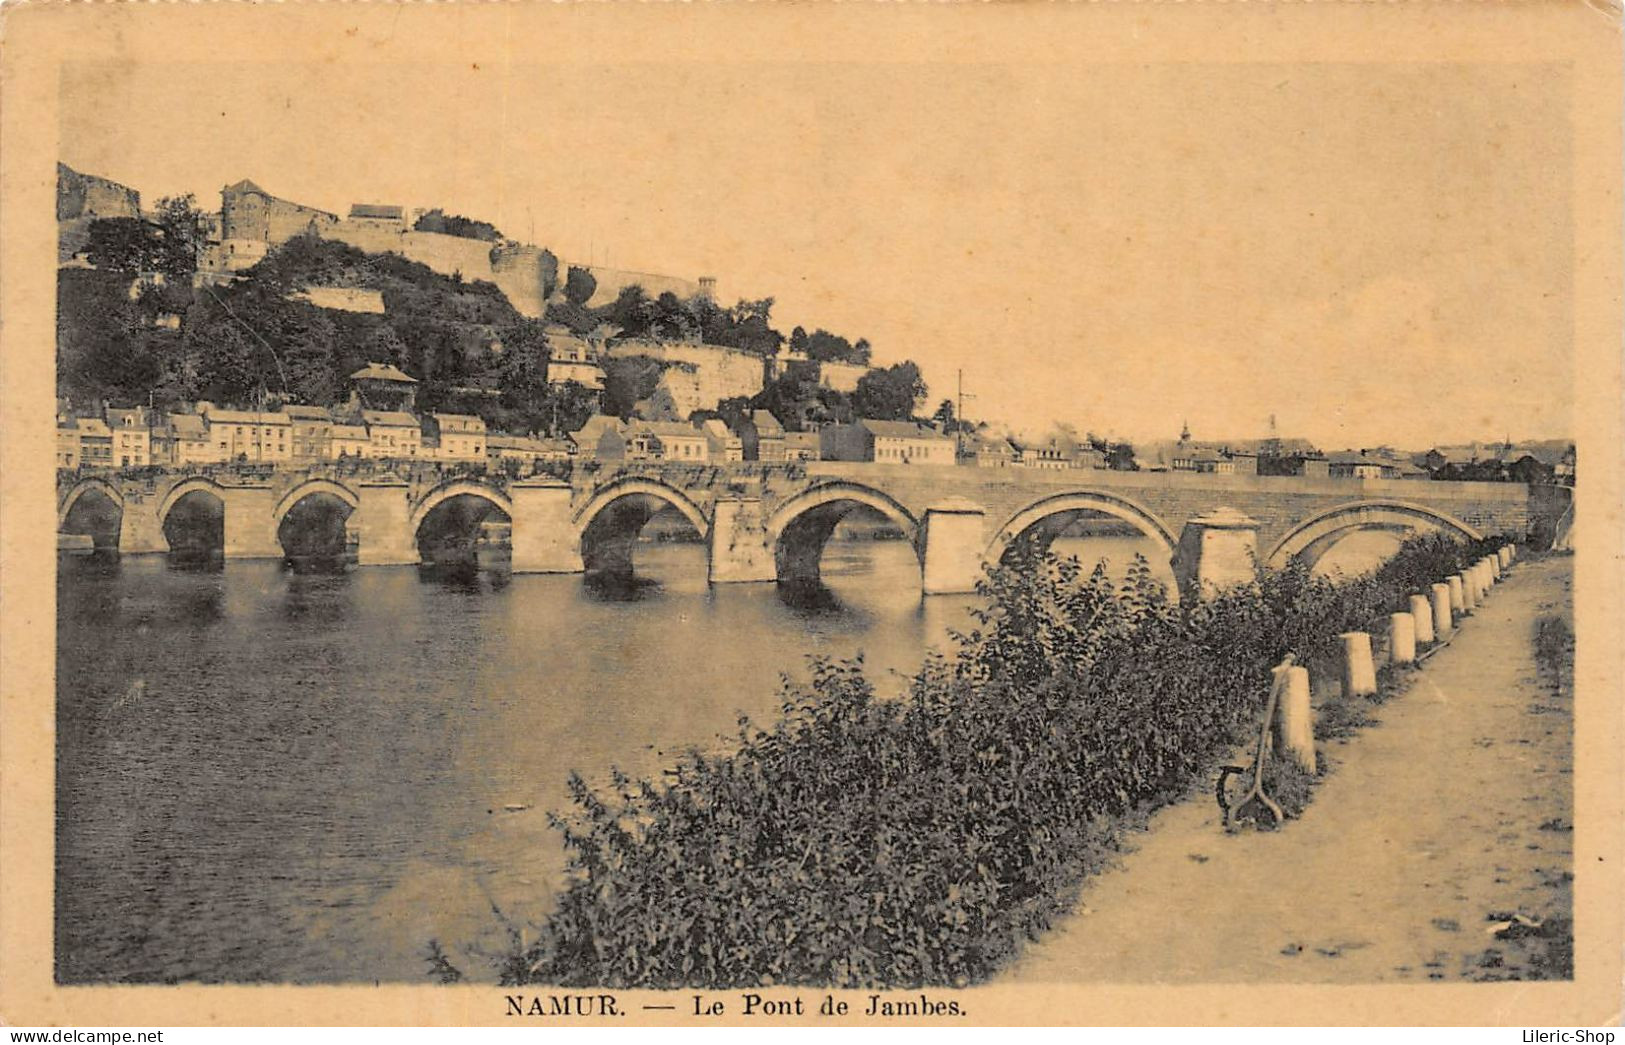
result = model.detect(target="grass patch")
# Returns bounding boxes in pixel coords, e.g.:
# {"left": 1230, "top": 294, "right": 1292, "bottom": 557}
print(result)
{"left": 1316, "top": 695, "right": 1378, "bottom": 740}
{"left": 1533, "top": 614, "right": 1574, "bottom": 700}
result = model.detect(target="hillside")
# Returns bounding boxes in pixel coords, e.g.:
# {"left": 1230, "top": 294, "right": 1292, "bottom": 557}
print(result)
{"left": 57, "top": 234, "right": 600, "bottom": 435}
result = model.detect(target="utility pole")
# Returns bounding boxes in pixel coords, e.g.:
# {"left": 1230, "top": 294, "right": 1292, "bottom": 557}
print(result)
{"left": 955, "top": 368, "right": 976, "bottom": 462}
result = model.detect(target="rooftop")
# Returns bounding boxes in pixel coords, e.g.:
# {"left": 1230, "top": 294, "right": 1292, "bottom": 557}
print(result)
{"left": 350, "top": 204, "right": 404, "bottom": 220}
{"left": 639, "top": 422, "right": 707, "bottom": 439}
{"left": 361, "top": 409, "right": 420, "bottom": 427}
{"left": 168, "top": 414, "right": 208, "bottom": 437}
{"left": 350, "top": 361, "right": 418, "bottom": 384}
{"left": 205, "top": 407, "right": 291, "bottom": 425}
{"left": 860, "top": 419, "right": 952, "bottom": 441}
{"left": 281, "top": 404, "right": 333, "bottom": 421}
{"left": 432, "top": 413, "right": 487, "bottom": 432}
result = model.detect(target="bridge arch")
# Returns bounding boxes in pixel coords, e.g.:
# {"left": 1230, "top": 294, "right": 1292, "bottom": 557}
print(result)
{"left": 58, "top": 477, "right": 126, "bottom": 550}
{"left": 273, "top": 479, "right": 361, "bottom": 560}
{"left": 58, "top": 477, "right": 125, "bottom": 528}
{"left": 573, "top": 477, "right": 711, "bottom": 577}
{"left": 157, "top": 477, "right": 228, "bottom": 557}
{"left": 272, "top": 479, "right": 361, "bottom": 529}
{"left": 409, "top": 479, "right": 514, "bottom": 537}
{"left": 764, "top": 481, "right": 922, "bottom": 586}
{"left": 157, "top": 477, "right": 229, "bottom": 527}
{"left": 987, "top": 490, "right": 1180, "bottom": 570}
{"left": 1265, "top": 500, "right": 1483, "bottom": 570}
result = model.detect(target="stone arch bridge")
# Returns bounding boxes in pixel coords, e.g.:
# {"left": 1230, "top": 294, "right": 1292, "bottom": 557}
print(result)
{"left": 58, "top": 462, "right": 1555, "bottom": 597}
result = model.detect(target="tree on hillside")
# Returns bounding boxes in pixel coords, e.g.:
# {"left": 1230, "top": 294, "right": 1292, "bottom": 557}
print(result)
{"left": 83, "top": 218, "right": 160, "bottom": 275}
{"left": 564, "top": 266, "right": 598, "bottom": 307}
{"left": 280, "top": 307, "right": 342, "bottom": 406}
{"left": 80, "top": 197, "right": 206, "bottom": 278}
{"left": 413, "top": 208, "right": 503, "bottom": 242}
{"left": 852, "top": 361, "right": 926, "bottom": 421}
{"left": 540, "top": 381, "right": 602, "bottom": 437}
{"left": 152, "top": 195, "right": 210, "bottom": 278}
{"left": 689, "top": 396, "right": 754, "bottom": 433}
{"left": 596, "top": 285, "right": 653, "bottom": 337}
{"left": 56, "top": 269, "right": 165, "bottom": 405}
{"left": 721, "top": 298, "right": 784, "bottom": 357}
{"left": 802, "top": 328, "right": 868, "bottom": 365}
{"left": 362, "top": 325, "right": 410, "bottom": 368}
{"left": 601, "top": 356, "right": 670, "bottom": 419}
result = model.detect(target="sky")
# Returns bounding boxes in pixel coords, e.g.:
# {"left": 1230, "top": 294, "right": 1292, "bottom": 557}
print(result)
{"left": 59, "top": 59, "right": 1574, "bottom": 450}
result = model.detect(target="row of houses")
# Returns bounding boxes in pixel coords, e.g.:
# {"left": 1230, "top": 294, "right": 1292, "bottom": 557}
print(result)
{"left": 570, "top": 415, "right": 957, "bottom": 467}
{"left": 55, "top": 402, "right": 575, "bottom": 471}
{"left": 958, "top": 434, "right": 1111, "bottom": 471}
{"left": 1156, "top": 439, "right": 1572, "bottom": 481}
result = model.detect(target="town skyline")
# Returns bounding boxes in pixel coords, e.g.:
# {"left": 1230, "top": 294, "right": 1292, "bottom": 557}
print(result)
{"left": 59, "top": 59, "right": 1573, "bottom": 451}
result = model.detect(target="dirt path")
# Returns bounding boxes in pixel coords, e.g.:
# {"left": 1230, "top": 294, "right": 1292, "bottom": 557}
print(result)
{"left": 1007, "top": 555, "right": 1574, "bottom": 984}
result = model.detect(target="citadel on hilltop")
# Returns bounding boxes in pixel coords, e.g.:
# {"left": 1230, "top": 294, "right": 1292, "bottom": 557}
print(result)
{"left": 205, "top": 176, "right": 709, "bottom": 320}
{"left": 58, "top": 162, "right": 714, "bottom": 321}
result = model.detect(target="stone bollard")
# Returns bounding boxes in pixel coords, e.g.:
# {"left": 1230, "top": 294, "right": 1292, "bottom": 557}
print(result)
{"left": 1431, "top": 582, "right": 1454, "bottom": 636}
{"left": 1509, "top": 544, "right": 1518, "bottom": 563}
{"left": 1409, "top": 593, "right": 1435, "bottom": 644}
{"left": 1450, "top": 574, "right": 1467, "bottom": 613}
{"left": 1389, "top": 612, "right": 1417, "bottom": 665}
{"left": 1273, "top": 664, "right": 1316, "bottom": 773}
{"left": 1499, "top": 546, "right": 1511, "bottom": 569}
{"left": 1463, "top": 571, "right": 1479, "bottom": 611}
{"left": 1340, "top": 631, "right": 1378, "bottom": 699}
{"left": 1479, "top": 560, "right": 1493, "bottom": 595}
{"left": 1490, "top": 554, "right": 1502, "bottom": 579}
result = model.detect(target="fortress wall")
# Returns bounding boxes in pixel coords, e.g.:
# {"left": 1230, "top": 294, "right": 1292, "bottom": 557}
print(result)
{"left": 491, "top": 246, "right": 558, "bottom": 319}
{"left": 398, "top": 231, "right": 498, "bottom": 281}
{"left": 819, "top": 360, "right": 872, "bottom": 393}
{"left": 57, "top": 165, "right": 141, "bottom": 222}
{"left": 319, "top": 225, "right": 498, "bottom": 283}
{"left": 571, "top": 263, "right": 702, "bottom": 308}
{"left": 607, "top": 341, "right": 767, "bottom": 408}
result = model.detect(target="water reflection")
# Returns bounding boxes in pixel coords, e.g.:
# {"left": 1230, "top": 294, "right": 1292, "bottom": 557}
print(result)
{"left": 55, "top": 531, "right": 1166, "bottom": 985}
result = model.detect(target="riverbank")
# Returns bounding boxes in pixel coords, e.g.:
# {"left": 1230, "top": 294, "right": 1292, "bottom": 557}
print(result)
{"left": 1007, "top": 553, "right": 1573, "bottom": 983}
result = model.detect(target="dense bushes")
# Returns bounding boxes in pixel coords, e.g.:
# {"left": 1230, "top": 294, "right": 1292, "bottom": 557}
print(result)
{"left": 496, "top": 532, "right": 1512, "bottom": 988}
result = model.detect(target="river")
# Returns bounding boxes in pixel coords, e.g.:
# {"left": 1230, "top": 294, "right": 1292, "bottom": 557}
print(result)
{"left": 54, "top": 526, "right": 1396, "bottom": 984}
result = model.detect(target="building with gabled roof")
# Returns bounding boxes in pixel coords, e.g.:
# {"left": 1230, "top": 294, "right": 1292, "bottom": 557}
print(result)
{"left": 821, "top": 420, "right": 954, "bottom": 466}
{"left": 569, "top": 415, "right": 627, "bottom": 459}
{"left": 1326, "top": 451, "right": 1388, "bottom": 479}
{"left": 701, "top": 418, "right": 743, "bottom": 462}
{"left": 428, "top": 413, "right": 488, "bottom": 461}
{"left": 361, "top": 409, "right": 423, "bottom": 459}
{"left": 349, "top": 361, "right": 418, "bottom": 411}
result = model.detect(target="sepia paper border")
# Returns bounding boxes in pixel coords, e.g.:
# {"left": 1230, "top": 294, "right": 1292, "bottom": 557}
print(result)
{"left": 2, "top": 0, "right": 1621, "bottom": 1027}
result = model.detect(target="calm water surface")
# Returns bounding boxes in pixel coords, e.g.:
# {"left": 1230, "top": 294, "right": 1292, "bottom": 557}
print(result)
{"left": 58, "top": 533, "right": 1175, "bottom": 984}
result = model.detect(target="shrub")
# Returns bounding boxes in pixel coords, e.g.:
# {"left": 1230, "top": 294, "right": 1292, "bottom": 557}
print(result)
{"left": 495, "top": 531, "right": 1514, "bottom": 988}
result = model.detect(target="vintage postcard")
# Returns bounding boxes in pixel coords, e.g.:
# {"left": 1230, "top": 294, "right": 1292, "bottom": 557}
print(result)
{"left": 1, "top": 0, "right": 1620, "bottom": 1029}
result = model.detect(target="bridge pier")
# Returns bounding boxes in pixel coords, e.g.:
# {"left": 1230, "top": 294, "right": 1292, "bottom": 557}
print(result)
{"left": 353, "top": 479, "right": 418, "bottom": 566}
{"left": 221, "top": 487, "right": 282, "bottom": 559}
{"left": 921, "top": 499, "right": 988, "bottom": 595}
{"left": 1175, "top": 507, "right": 1260, "bottom": 599}
{"left": 117, "top": 491, "right": 167, "bottom": 554}
{"left": 511, "top": 479, "right": 583, "bottom": 574}
{"left": 708, "top": 497, "right": 775, "bottom": 584}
